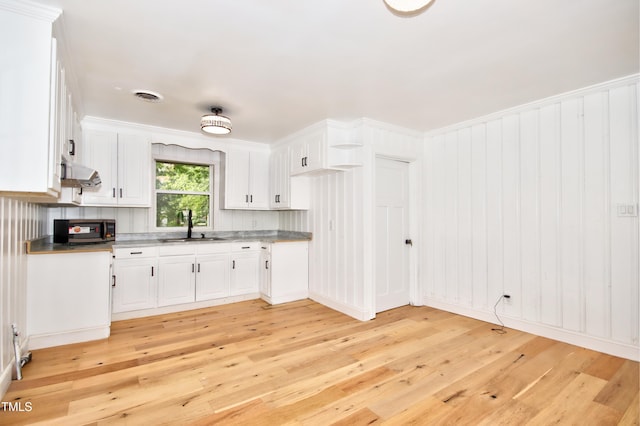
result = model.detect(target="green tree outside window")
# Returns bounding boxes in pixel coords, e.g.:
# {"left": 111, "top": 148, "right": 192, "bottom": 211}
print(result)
{"left": 155, "top": 161, "right": 211, "bottom": 228}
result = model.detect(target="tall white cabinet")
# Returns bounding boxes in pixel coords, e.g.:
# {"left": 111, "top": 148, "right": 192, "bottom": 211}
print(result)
{"left": 0, "top": 2, "right": 63, "bottom": 196}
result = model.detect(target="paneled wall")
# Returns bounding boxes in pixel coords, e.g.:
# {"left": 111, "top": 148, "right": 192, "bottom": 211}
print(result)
{"left": 423, "top": 76, "right": 639, "bottom": 359}
{"left": 0, "top": 197, "right": 47, "bottom": 396}
{"left": 281, "top": 120, "right": 422, "bottom": 320}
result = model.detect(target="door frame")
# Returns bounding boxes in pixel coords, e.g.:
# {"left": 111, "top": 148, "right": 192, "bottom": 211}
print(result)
{"left": 368, "top": 153, "right": 421, "bottom": 317}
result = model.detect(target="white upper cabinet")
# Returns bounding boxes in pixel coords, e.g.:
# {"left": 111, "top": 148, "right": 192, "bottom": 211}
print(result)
{"left": 223, "top": 148, "right": 269, "bottom": 210}
{"left": 269, "top": 145, "right": 309, "bottom": 210}
{"left": 82, "top": 129, "right": 151, "bottom": 207}
{"left": 286, "top": 120, "right": 363, "bottom": 177}
{"left": 0, "top": 3, "right": 62, "bottom": 196}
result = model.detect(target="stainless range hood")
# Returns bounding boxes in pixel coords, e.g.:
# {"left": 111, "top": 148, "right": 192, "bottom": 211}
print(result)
{"left": 61, "top": 160, "right": 101, "bottom": 188}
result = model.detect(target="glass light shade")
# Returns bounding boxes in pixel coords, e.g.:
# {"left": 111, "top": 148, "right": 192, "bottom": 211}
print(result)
{"left": 384, "top": 0, "right": 434, "bottom": 12}
{"left": 201, "top": 113, "right": 232, "bottom": 135}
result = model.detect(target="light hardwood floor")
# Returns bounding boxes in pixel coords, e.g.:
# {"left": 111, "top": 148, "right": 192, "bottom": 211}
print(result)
{"left": 2, "top": 299, "right": 638, "bottom": 425}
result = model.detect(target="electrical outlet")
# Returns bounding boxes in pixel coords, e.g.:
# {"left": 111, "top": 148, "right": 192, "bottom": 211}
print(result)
{"left": 503, "top": 294, "right": 512, "bottom": 304}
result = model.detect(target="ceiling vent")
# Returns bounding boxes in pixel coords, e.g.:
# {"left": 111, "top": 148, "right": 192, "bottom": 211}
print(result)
{"left": 133, "top": 90, "right": 163, "bottom": 102}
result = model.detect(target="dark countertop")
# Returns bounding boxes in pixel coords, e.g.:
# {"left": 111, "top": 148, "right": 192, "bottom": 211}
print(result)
{"left": 26, "top": 231, "right": 312, "bottom": 254}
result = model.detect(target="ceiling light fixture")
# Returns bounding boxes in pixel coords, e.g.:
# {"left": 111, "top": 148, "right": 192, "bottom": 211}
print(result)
{"left": 201, "top": 107, "right": 232, "bottom": 135}
{"left": 384, "top": 0, "right": 434, "bottom": 13}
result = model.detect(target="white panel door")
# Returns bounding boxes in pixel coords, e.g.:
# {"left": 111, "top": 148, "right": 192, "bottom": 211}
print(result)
{"left": 375, "top": 157, "right": 410, "bottom": 313}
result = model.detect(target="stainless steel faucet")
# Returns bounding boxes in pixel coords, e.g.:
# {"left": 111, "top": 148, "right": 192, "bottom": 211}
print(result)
{"left": 187, "top": 209, "right": 193, "bottom": 239}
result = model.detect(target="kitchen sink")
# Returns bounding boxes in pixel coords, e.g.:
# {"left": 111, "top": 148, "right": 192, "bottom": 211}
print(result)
{"left": 161, "top": 237, "right": 227, "bottom": 243}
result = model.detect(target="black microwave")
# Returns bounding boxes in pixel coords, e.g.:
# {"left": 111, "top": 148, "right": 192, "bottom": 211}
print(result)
{"left": 53, "top": 219, "right": 116, "bottom": 244}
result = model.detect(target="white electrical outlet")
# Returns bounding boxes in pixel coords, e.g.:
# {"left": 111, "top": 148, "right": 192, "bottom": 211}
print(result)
{"left": 617, "top": 204, "right": 638, "bottom": 217}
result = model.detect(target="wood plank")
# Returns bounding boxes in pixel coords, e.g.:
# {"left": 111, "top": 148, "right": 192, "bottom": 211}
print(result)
{"left": 1, "top": 300, "right": 637, "bottom": 425}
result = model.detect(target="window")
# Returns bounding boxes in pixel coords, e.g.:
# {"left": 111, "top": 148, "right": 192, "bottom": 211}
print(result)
{"left": 155, "top": 161, "right": 212, "bottom": 228}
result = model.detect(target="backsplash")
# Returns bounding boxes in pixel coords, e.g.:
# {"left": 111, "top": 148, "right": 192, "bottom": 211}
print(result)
{"left": 46, "top": 206, "right": 280, "bottom": 235}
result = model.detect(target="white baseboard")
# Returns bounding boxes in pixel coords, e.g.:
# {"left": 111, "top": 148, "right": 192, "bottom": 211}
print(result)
{"left": 423, "top": 297, "right": 640, "bottom": 362}
{"left": 263, "top": 291, "right": 309, "bottom": 306}
{"left": 309, "top": 292, "right": 375, "bottom": 321}
{"left": 28, "top": 326, "right": 110, "bottom": 350}
{"left": 111, "top": 293, "right": 259, "bottom": 321}
{"left": 1, "top": 337, "right": 30, "bottom": 399}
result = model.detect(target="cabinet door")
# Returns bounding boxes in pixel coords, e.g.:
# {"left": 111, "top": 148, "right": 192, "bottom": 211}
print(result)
{"left": 289, "top": 140, "right": 306, "bottom": 176}
{"left": 196, "top": 254, "right": 230, "bottom": 301}
{"left": 304, "top": 132, "right": 325, "bottom": 173}
{"left": 269, "top": 148, "right": 281, "bottom": 209}
{"left": 82, "top": 129, "right": 118, "bottom": 205}
{"left": 260, "top": 251, "right": 271, "bottom": 298}
{"left": 118, "top": 133, "right": 150, "bottom": 206}
{"left": 224, "top": 149, "right": 251, "bottom": 208}
{"left": 158, "top": 255, "right": 196, "bottom": 307}
{"left": 113, "top": 258, "right": 157, "bottom": 313}
{"left": 269, "top": 242, "right": 309, "bottom": 304}
{"left": 248, "top": 151, "right": 270, "bottom": 209}
{"left": 0, "top": 11, "right": 60, "bottom": 195}
{"left": 269, "top": 147, "right": 289, "bottom": 209}
{"left": 230, "top": 252, "right": 260, "bottom": 296}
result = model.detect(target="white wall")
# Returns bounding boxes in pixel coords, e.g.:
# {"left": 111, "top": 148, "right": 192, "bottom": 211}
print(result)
{"left": 422, "top": 76, "right": 639, "bottom": 360}
{"left": 0, "top": 197, "right": 47, "bottom": 397}
{"left": 280, "top": 119, "right": 423, "bottom": 320}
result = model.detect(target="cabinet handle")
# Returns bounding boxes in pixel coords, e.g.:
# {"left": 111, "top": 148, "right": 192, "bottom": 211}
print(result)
{"left": 130, "top": 251, "right": 143, "bottom": 255}
{"left": 119, "top": 188, "right": 123, "bottom": 198}
{"left": 265, "top": 260, "right": 269, "bottom": 270}
{"left": 241, "top": 246, "right": 250, "bottom": 249}
{"left": 112, "top": 188, "right": 116, "bottom": 198}
{"left": 232, "top": 260, "right": 235, "bottom": 269}
{"left": 245, "top": 194, "right": 249, "bottom": 203}
{"left": 250, "top": 195, "right": 253, "bottom": 203}
{"left": 151, "top": 266, "right": 155, "bottom": 277}
{"left": 301, "top": 157, "right": 304, "bottom": 167}
{"left": 60, "top": 163, "right": 67, "bottom": 179}
{"left": 192, "top": 263, "right": 195, "bottom": 273}
{"left": 198, "top": 263, "right": 201, "bottom": 273}
{"left": 112, "top": 275, "right": 116, "bottom": 287}
{"left": 69, "top": 139, "right": 75, "bottom": 156}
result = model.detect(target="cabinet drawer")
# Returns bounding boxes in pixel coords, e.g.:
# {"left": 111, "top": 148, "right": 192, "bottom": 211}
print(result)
{"left": 197, "top": 243, "right": 231, "bottom": 255}
{"left": 113, "top": 246, "right": 158, "bottom": 259}
{"left": 231, "top": 241, "right": 261, "bottom": 252}
{"left": 158, "top": 245, "right": 196, "bottom": 256}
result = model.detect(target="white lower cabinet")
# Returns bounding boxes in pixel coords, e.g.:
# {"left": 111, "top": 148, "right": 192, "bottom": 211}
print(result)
{"left": 27, "top": 251, "right": 112, "bottom": 349}
{"left": 261, "top": 241, "right": 309, "bottom": 305}
{"left": 112, "top": 240, "right": 307, "bottom": 316}
{"left": 112, "top": 246, "right": 158, "bottom": 313}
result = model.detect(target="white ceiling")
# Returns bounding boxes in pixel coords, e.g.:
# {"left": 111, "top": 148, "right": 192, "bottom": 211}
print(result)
{"left": 32, "top": 0, "right": 639, "bottom": 143}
